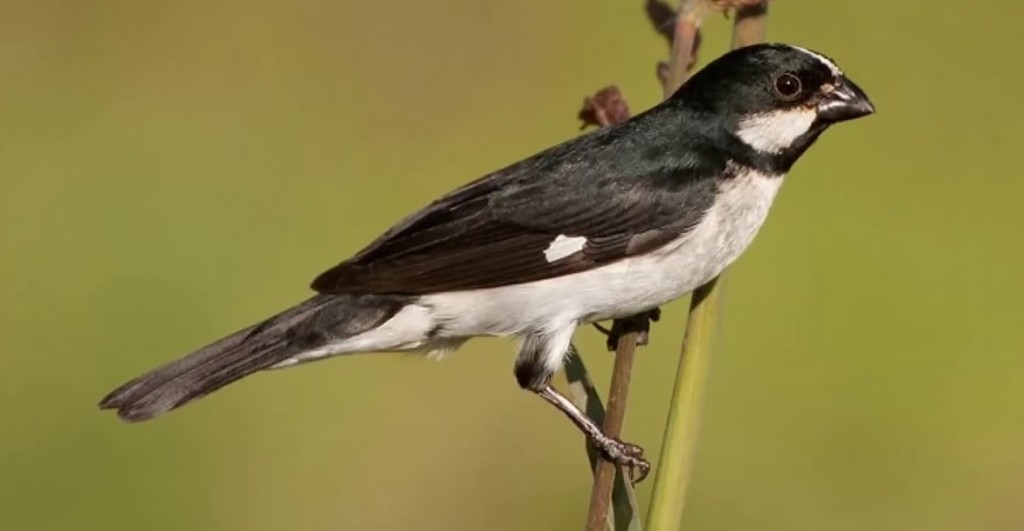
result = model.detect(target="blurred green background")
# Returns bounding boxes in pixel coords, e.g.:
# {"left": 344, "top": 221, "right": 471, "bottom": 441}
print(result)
{"left": 2, "top": 1, "right": 1023, "bottom": 530}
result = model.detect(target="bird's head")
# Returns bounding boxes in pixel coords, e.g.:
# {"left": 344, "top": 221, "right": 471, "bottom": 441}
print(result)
{"left": 675, "top": 43, "right": 875, "bottom": 158}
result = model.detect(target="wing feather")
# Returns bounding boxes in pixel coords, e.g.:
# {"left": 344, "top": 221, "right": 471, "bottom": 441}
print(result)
{"left": 311, "top": 108, "right": 725, "bottom": 295}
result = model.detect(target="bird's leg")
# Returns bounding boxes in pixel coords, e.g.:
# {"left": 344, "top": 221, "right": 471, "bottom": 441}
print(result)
{"left": 593, "top": 308, "right": 662, "bottom": 351}
{"left": 536, "top": 384, "right": 650, "bottom": 482}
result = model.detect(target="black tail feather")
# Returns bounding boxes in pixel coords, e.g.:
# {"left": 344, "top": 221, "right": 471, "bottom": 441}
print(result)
{"left": 99, "top": 294, "right": 407, "bottom": 422}
{"left": 98, "top": 322, "right": 260, "bottom": 412}
{"left": 99, "top": 331, "right": 291, "bottom": 422}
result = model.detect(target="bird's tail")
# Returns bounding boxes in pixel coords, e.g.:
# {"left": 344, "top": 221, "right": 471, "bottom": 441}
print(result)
{"left": 98, "top": 294, "right": 407, "bottom": 422}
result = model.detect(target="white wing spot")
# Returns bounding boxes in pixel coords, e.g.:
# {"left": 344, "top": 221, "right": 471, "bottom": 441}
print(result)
{"left": 790, "top": 45, "right": 843, "bottom": 78}
{"left": 736, "top": 108, "right": 817, "bottom": 153}
{"left": 543, "top": 235, "right": 587, "bottom": 262}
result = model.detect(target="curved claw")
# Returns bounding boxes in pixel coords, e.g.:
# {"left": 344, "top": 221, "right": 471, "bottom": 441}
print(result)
{"left": 597, "top": 438, "right": 651, "bottom": 484}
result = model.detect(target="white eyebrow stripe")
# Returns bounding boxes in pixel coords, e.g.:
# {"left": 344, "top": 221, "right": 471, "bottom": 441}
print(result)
{"left": 791, "top": 45, "right": 843, "bottom": 77}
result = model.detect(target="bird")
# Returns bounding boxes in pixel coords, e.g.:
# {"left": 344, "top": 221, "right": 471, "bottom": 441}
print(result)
{"left": 99, "top": 43, "right": 874, "bottom": 480}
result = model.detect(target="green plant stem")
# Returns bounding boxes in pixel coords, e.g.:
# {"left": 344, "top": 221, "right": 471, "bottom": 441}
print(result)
{"left": 644, "top": 280, "right": 721, "bottom": 531}
{"left": 645, "top": 4, "right": 767, "bottom": 529}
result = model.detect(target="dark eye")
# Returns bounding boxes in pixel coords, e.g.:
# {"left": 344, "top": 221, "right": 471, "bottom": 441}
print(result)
{"left": 773, "top": 73, "right": 802, "bottom": 100}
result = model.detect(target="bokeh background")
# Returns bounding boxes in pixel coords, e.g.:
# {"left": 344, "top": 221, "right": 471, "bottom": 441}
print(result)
{"left": 3, "top": 1, "right": 1023, "bottom": 530}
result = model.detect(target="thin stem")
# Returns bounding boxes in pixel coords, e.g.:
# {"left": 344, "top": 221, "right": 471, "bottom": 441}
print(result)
{"left": 575, "top": 3, "right": 768, "bottom": 528}
{"left": 584, "top": 0, "right": 711, "bottom": 524}
{"left": 731, "top": 2, "right": 768, "bottom": 49}
{"left": 644, "top": 280, "right": 721, "bottom": 531}
{"left": 585, "top": 331, "right": 640, "bottom": 531}
{"left": 562, "top": 350, "right": 643, "bottom": 531}
{"left": 646, "top": 3, "right": 768, "bottom": 529}
{"left": 663, "top": 0, "right": 710, "bottom": 98}
{"left": 578, "top": 86, "right": 640, "bottom": 531}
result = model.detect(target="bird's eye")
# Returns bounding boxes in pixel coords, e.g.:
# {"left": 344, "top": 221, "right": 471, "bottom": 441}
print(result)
{"left": 773, "top": 73, "right": 802, "bottom": 100}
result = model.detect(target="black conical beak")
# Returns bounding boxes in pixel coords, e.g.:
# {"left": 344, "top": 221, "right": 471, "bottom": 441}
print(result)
{"left": 817, "top": 77, "right": 875, "bottom": 123}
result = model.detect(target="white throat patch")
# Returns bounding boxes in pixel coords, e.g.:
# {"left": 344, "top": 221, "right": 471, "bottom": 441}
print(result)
{"left": 736, "top": 109, "right": 816, "bottom": 153}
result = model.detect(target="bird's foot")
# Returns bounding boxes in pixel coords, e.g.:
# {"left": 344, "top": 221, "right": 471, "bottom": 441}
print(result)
{"left": 535, "top": 385, "right": 651, "bottom": 483}
{"left": 591, "top": 432, "right": 651, "bottom": 483}
{"left": 594, "top": 308, "right": 661, "bottom": 351}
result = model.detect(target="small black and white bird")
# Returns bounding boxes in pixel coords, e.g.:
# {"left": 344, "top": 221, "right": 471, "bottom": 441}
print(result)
{"left": 100, "top": 43, "right": 873, "bottom": 476}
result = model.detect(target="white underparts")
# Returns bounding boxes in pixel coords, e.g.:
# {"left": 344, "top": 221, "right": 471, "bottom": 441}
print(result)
{"left": 543, "top": 235, "right": 587, "bottom": 262}
{"left": 736, "top": 109, "right": 816, "bottom": 154}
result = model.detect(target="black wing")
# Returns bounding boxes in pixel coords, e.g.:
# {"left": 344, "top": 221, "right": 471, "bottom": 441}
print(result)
{"left": 312, "top": 107, "right": 726, "bottom": 295}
